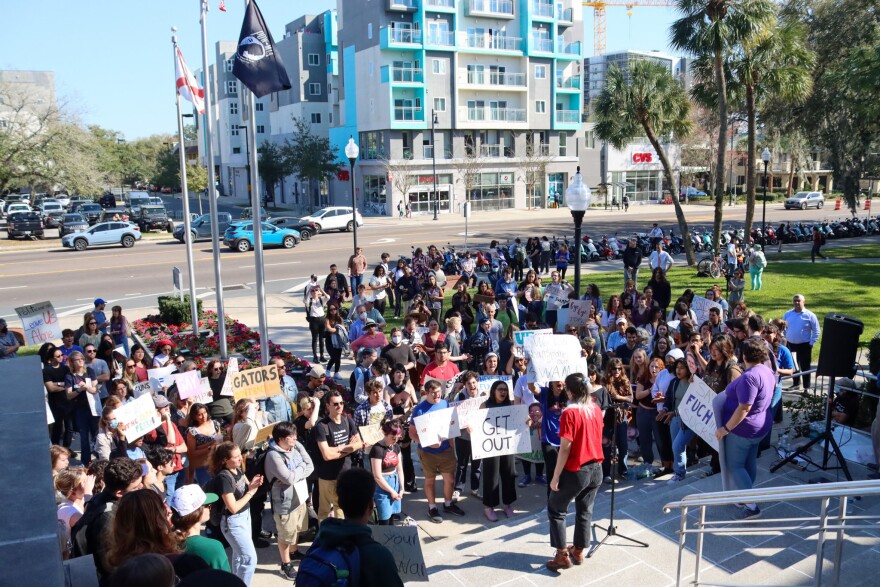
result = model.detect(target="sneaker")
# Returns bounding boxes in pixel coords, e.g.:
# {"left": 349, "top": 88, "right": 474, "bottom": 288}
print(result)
{"left": 803, "top": 388, "right": 812, "bottom": 394}
{"left": 734, "top": 506, "right": 761, "bottom": 520}
{"left": 517, "top": 475, "right": 532, "bottom": 488}
{"left": 280, "top": 562, "right": 296, "bottom": 580}
{"left": 667, "top": 474, "right": 685, "bottom": 484}
{"left": 451, "top": 489, "right": 461, "bottom": 501}
{"left": 404, "top": 483, "right": 419, "bottom": 493}
{"left": 546, "top": 549, "right": 573, "bottom": 572}
{"left": 470, "top": 488, "right": 481, "bottom": 498}
{"left": 428, "top": 507, "right": 443, "bottom": 523}
{"left": 443, "top": 502, "right": 466, "bottom": 517}
{"left": 603, "top": 475, "right": 613, "bottom": 484}
{"left": 333, "top": 372, "right": 341, "bottom": 380}
{"left": 535, "top": 475, "right": 548, "bottom": 485}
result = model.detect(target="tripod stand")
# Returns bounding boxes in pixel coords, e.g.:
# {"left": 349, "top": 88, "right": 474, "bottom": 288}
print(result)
{"left": 587, "top": 410, "right": 649, "bottom": 558}
{"left": 770, "top": 374, "right": 852, "bottom": 481}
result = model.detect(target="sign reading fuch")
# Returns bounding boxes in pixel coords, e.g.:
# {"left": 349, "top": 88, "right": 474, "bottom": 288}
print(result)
{"left": 231, "top": 365, "right": 281, "bottom": 401}
{"left": 678, "top": 376, "right": 719, "bottom": 451}
{"left": 14, "top": 301, "right": 62, "bottom": 345}
{"left": 470, "top": 404, "right": 531, "bottom": 460}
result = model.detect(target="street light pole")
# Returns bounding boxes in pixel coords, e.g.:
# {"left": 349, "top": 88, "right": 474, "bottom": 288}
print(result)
{"left": 431, "top": 109, "right": 439, "bottom": 221}
{"left": 762, "top": 147, "right": 771, "bottom": 242}
{"left": 237, "top": 125, "right": 250, "bottom": 200}
{"left": 565, "top": 166, "right": 592, "bottom": 297}
{"left": 345, "top": 137, "right": 360, "bottom": 256}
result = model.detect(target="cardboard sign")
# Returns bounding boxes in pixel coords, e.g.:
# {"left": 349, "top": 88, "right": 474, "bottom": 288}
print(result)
{"left": 220, "top": 357, "right": 238, "bottom": 397}
{"left": 148, "top": 366, "right": 176, "bottom": 393}
{"left": 132, "top": 381, "right": 153, "bottom": 398}
{"left": 678, "top": 376, "right": 719, "bottom": 451}
{"left": 14, "top": 301, "right": 62, "bottom": 345}
{"left": 513, "top": 328, "right": 553, "bottom": 357}
{"left": 566, "top": 300, "right": 592, "bottom": 327}
{"left": 359, "top": 424, "right": 385, "bottom": 446}
{"left": 691, "top": 295, "right": 722, "bottom": 326}
{"left": 470, "top": 404, "right": 531, "bottom": 459}
{"left": 449, "top": 395, "right": 486, "bottom": 429}
{"left": 231, "top": 365, "right": 282, "bottom": 401}
{"left": 253, "top": 422, "right": 278, "bottom": 445}
{"left": 517, "top": 427, "right": 544, "bottom": 463}
{"left": 369, "top": 525, "right": 428, "bottom": 583}
{"left": 174, "top": 370, "right": 203, "bottom": 400}
{"left": 114, "top": 393, "right": 162, "bottom": 441}
{"left": 478, "top": 375, "right": 511, "bottom": 394}
{"left": 525, "top": 333, "right": 589, "bottom": 382}
{"left": 412, "top": 406, "right": 460, "bottom": 447}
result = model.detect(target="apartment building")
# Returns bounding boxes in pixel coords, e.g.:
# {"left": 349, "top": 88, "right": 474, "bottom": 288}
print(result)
{"left": 328, "top": 0, "right": 587, "bottom": 214}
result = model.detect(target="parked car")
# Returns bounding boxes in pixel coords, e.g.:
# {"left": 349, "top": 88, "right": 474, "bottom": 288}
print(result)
{"left": 59, "top": 213, "right": 90, "bottom": 237}
{"left": 61, "top": 221, "right": 142, "bottom": 251}
{"left": 39, "top": 202, "right": 64, "bottom": 217}
{"left": 784, "top": 191, "right": 825, "bottom": 210}
{"left": 3, "top": 202, "right": 32, "bottom": 217}
{"left": 240, "top": 207, "right": 268, "bottom": 220}
{"left": 223, "top": 222, "right": 300, "bottom": 252}
{"left": 173, "top": 212, "right": 233, "bottom": 243}
{"left": 268, "top": 216, "right": 319, "bottom": 240}
{"left": 6, "top": 211, "right": 44, "bottom": 239}
{"left": 67, "top": 197, "right": 92, "bottom": 212}
{"left": 98, "top": 207, "right": 131, "bottom": 223}
{"left": 78, "top": 203, "right": 105, "bottom": 225}
{"left": 299, "top": 206, "right": 364, "bottom": 233}
{"left": 126, "top": 191, "right": 153, "bottom": 214}
{"left": 134, "top": 205, "right": 172, "bottom": 232}
{"left": 54, "top": 194, "right": 71, "bottom": 208}
{"left": 98, "top": 194, "right": 117, "bottom": 208}
{"left": 44, "top": 210, "right": 65, "bottom": 228}
{"left": 679, "top": 186, "right": 708, "bottom": 200}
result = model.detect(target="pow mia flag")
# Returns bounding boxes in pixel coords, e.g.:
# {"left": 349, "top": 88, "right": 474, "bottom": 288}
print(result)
{"left": 232, "top": 0, "right": 291, "bottom": 98}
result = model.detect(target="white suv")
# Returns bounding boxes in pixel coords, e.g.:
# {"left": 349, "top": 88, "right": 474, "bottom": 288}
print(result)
{"left": 784, "top": 191, "right": 824, "bottom": 210}
{"left": 300, "top": 206, "right": 364, "bottom": 233}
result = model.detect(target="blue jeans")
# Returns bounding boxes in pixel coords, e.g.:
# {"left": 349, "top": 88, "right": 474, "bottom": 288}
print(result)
{"left": 374, "top": 474, "right": 402, "bottom": 521}
{"left": 350, "top": 274, "right": 363, "bottom": 294}
{"left": 194, "top": 466, "right": 211, "bottom": 487}
{"left": 670, "top": 416, "right": 695, "bottom": 478}
{"left": 73, "top": 406, "right": 99, "bottom": 465}
{"left": 164, "top": 472, "right": 181, "bottom": 504}
{"left": 221, "top": 508, "right": 257, "bottom": 586}
{"left": 724, "top": 433, "right": 762, "bottom": 491}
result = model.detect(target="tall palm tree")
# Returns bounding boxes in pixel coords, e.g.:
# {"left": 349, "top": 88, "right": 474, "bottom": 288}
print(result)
{"left": 594, "top": 61, "right": 696, "bottom": 265}
{"left": 671, "top": 0, "right": 775, "bottom": 254}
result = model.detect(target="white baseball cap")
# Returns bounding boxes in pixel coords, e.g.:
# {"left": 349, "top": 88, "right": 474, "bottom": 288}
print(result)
{"left": 170, "top": 484, "right": 219, "bottom": 517}
{"left": 666, "top": 348, "right": 685, "bottom": 361}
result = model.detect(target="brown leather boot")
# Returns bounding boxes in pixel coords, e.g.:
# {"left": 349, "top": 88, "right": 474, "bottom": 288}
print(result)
{"left": 567, "top": 545, "right": 585, "bottom": 565}
{"left": 546, "top": 548, "right": 573, "bottom": 571}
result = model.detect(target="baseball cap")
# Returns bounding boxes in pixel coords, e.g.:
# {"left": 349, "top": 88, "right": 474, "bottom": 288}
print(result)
{"left": 170, "top": 485, "right": 219, "bottom": 517}
{"left": 153, "top": 394, "right": 170, "bottom": 409}
{"left": 94, "top": 298, "right": 106, "bottom": 306}
{"left": 365, "top": 320, "right": 377, "bottom": 328}
{"left": 615, "top": 317, "right": 628, "bottom": 325}
{"left": 666, "top": 348, "right": 685, "bottom": 361}
{"left": 308, "top": 365, "right": 326, "bottom": 379}
{"left": 479, "top": 317, "right": 490, "bottom": 324}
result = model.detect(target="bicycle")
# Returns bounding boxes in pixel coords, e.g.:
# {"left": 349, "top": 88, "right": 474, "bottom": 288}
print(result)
{"left": 697, "top": 255, "right": 730, "bottom": 279}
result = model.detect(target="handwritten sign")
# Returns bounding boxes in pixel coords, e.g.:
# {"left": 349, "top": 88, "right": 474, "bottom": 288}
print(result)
{"left": 253, "top": 422, "right": 278, "bottom": 445}
{"left": 231, "top": 365, "right": 281, "bottom": 401}
{"left": 566, "top": 300, "right": 592, "bottom": 327}
{"left": 369, "top": 525, "right": 428, "bottom": 583}
{"left": 449, "top": 395, "right": 486, "bottom": 429}
{"left": 470, "top": 404, "right": 531, "bottom": 459}
{"left": 14, "top": 301, "right": 62, "bottom": 345}
{"left": 517, "top": 427, "right": 544, "bottom": 463}
{"left": 525, "top": 333, "right": 589, "bottom": 382}
{"left": 220, "top": 357, "right": 238, "bottom": 397}
{"left": 412, "top": 406, "right": 460, "bottom": 447}
{"left": 189, "top": 377, "right": 214, "bottom": 405}
{"left": 478, "top": 375, "right": 511, "bottom": 394}
{"left": 359, "top": 424, "right": 385, "bottom": 446}
{"left": 132, "top": 381, "right": 153, "bottom": 398}
{"left": 678, "top": 376, "right": 719, "bottom": 451}
{"left": 148, "top": 366, "right": 176, "bottom": 393}
{"left": 174, "top": 370, "right": 203, "bottom": 400}
{"left": 513, "top": 328, "right": 552, "bottom": 357}
{"left": 542, "top": 291, "right": 564, "bottom": 311}
{"left": 691, "top": 295, "right": 722, "bottom": 326}
{"left": 114, "top": 393, "right": 161, "bottom": 441}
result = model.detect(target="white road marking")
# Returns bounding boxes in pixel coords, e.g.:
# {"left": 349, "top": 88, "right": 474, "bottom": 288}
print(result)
{"left": 266, "top": 261, "right": 301, "bottom": 267}
{"left": 371, "top": 237, "right": 398, "bottom": 244}
{"left": 124, "top": 293, "right": 142, "bottom": 296}
{"left": 0, "top": 285, "right": 26, "bottom": 291}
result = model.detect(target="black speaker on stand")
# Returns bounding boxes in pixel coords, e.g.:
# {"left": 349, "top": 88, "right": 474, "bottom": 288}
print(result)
{"left": 772, "top": 313, "right": 863, "bottom": 479}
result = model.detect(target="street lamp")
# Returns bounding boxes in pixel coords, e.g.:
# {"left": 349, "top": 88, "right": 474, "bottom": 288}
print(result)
{"left": 236, "top": 125, "right": 250, "bottom": 200}
{"left": 431, "top": 110, "right": 439, "bottom": 221}
{"left": 565, "top": 166, "right": 592, "bottom": 297}
{"left": 345, "top": 136, "right": 360, "bottom": 256}
{"left": 761, "top": 147, "right": 771, "bottom": 242}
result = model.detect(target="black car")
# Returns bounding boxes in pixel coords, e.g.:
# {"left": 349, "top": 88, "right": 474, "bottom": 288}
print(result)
{"left": 268, "top": 216, "right": 319, "bottom": 240}
{"left": 78, "top": 203, "right": 104, "bottom": 225}
{"left": 99, "top": 194, "right": 117, "bottom": 208}
{"left": 44, "top": 210, "right": 65, "bottom": 228}
{"left": 6, "top": 212, "right": 45, "bottom": 239}
{"left": 59, "top": 213, "right": 89, "bottom": 237}
{"left": 135, "top": 205, "right": 172, "bottom": 232}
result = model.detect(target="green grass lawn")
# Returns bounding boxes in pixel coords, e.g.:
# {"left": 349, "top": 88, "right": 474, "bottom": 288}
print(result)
{"left": 767, "top": 243, "right": 880, "bottom": 261}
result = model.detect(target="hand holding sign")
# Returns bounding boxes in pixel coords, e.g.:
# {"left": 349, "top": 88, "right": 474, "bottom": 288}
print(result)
{"left": 470, "top": 404, "right": 531, "bottom": 459}
{"left": 678, "top": 376, "right": 719, "bottom": 451}
{"left": 525, "top": 334, "right": 588, "bottom": 382}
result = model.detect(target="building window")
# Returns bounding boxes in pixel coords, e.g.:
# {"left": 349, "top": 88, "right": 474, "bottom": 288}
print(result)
{"left": 233, "top": 147, "right": 241, "bottom": 154}
{"left": 432, "top": 59, "right": 446, "bottom": 75}
{"left": 584, "top": 130, "right": 596, "bottom": 149}
{"left": 368, "top": 23, "right": 373, "bottom": 39}
{"left": 309, "top": 83, "right": 321, "bottom": 96}
{"left": 363, "top": 175, "right": 388, "bottom": 207}
{"left": 433, "top": 97, "right": 447, "bottom": 112}
{"left": 535, "top": 100, "right": 546, "bottom": 113}
{"left": 226, "top": 80, "right": 238, "bottom": 95}
{"left": 535, "top": 65, "right": 547, "bottom": 79}
{"left": 256, "top": 125, "right": 265, "bottom": 134}
{"left": 369, "top": 62, "right": 374, "bottom": 76}
{"left": 328, "top": 83, "right": 332, "bottom": 95}
{"left": 230, "top": 102, "right": 238, "bottom": 115}
{"left": 231, "top": 126, "right": 239, "bottom": 137}
{"left": 470, "top": 172, "right": 516, "bottom": 212}
{"left": 559, "top": 132, "right": 567, "bottom": 156}
{"left": 255, "top": 103, "right": 264, "bottom": 112}
{"left": 224, "top": 59, "right": 233, "bottom": 72}
{"left": 308, "top": 53, "right": 320, "bottom": 66}
{"left": 311, "top": 113, "right": 322, "bottom": 124}
{"left": 423, "top": 136, "right": 433, "bottom": 159}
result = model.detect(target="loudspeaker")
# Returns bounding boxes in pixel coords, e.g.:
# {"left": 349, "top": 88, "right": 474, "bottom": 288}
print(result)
{"left": 817, "top": 313, "right": 863, "bottom": 378}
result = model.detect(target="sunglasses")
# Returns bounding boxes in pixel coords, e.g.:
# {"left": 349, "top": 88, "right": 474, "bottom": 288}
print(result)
{"left": 126, "top": 363, "right": 136, "bottom": 368}
{"left": 567, "top": 328, "right": 577, "bottom": 333}
{"left": 611, "top": 367, "right": 623, "bottom": 371}
{"left": 85, "top": 349, "right": 96, "bottom": 353}
{"left": 175, "top": 360, "right": 185, "bottom": 365}
{"left": 53, "top": 354, "right": 63, "bottom": 359}
{"left": 330, "top": 401, "right": 344, "bottom": 407}
{"left": 88, "top": 321, "right": 97, "bottom": 325}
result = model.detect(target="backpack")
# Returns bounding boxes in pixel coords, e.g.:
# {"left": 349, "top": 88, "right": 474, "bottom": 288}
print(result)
{"left": 515, "top": 245, "right": 527, "bottom": 262}
{"left": 296, "top": 539, "right": 361, "bottom": 587}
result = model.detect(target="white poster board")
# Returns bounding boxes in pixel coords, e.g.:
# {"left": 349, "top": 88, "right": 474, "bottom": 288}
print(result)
{"left": 678, "top": 376, "right": 719, "bottom": 451}
{"left": 513, "top": 328, "right": 552, "bottom": 357}
{"left": 369, "top": 525, "right": 428, "bottom": 582}
{"left": 14, "top": 301, "right": 62, "bottom": 345}
{"left": 114, "top": 393, "right": 162, "bottom": 441}
{"left": 524, "top": 333, "right": 588, "bottom": 382}
{"left": 220, "top": 357, "right": 238, "bottom": 396}
{"left": 470, "top": 404, "right": 531, "bottom": 459}
{"left": 132, "top": 381, "right": 153, "bottom": 398}
{"left": 691, "top": 295, "right": 722, "bottom": 326}
{"left": 566, "top": 300, "right": 592, "bottom": 328}
{"left": 478, "top": 375, "right": 511, "bottom": 394}
{"left": 412, "top": 406, "right": 461, "bottom": 447}
{"left": 147, "top": 366, "right": 176, "bottom": 393}
{"left": 449, "top": 395, "right": 486, "bottom": 429}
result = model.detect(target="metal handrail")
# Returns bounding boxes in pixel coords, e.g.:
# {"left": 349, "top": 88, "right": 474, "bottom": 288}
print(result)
{"left": 664, "top": 479, "right": 880, "bottom": 587}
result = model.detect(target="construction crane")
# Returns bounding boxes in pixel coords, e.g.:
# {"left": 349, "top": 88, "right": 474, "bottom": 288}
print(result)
{"left": 583, "top": 1, "right": 676, "bottom": 57}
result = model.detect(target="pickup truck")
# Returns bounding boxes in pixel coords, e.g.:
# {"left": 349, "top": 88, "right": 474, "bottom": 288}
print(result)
{"left": 6, "top": 212, "right": 45, "bottom": 239}
{"left": 173, "top": 212, "right": 233, "bottom": 243}
{"left": 134, "top": 205, "right": 172, "bottom": 232}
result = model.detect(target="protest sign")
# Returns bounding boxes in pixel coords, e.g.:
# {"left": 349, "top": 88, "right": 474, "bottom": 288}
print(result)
{"left": 470, "top": 404, "right": 531, "bottom": 459}
{"left": 449, "top": 396, "right": 486, "bottom": 429}
{"left": 555, "top": 308, "right": 570, "bottom": 333}
{"left": 174, "top": 370, "right": 203, "bottom": 400}
{"left": 113, "top": 346, "right": 127, "bottom": 358}
{"left": 691, "top": 295, "right": 721, "bottom": 326}
{"left": 14, "top": 301, "right": 62, "bottom": 345}
{"left": 678, "top": 376, "right": 719, "bottom": 451}
{"left": 132, "top": 381, "right": 153, "bottom": 398}
{"left": 187, "top": 377, "right": 214, "bottom": 405}
{"left": 253, "top": 422, "right": 278, "bottom": 445}
{"left": 231, "top": 365, "right": 282, "bottom": 401}
{"left": 478, "top": 375, "right": 511, "bottom": 394}
{"left": 220, "top": 357, "right": 238, "bottom": 396}
{"left": 517, "top": 427, "right": 544, "bottom": 463}
{"left": 114, "top": 393, "right": 162, "bottom": 441}
{"left": 524, "top": 334, "right": 588, "bottom": 382}
{"left": 566, "top": 300, "right": 592, "bottom": 327}
{"left": 369, "top": 525, "right": 428, "bottom": 583}
{"left": 412, "top": 406, "right": 460, "bottom": 447}
{"left": 542, "top": 291, "right": 565, "bottom": 310}
{"left": 513, "top": 328, "right": 552, "bottom": 357}
{"left": 359, "top": 424, "right": 385, "bottom": 446}
{"left": 148, "top": 366, "right": 176, "bottom": 393}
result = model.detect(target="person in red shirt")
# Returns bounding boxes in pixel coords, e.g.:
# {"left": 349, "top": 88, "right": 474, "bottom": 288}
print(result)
{"left": 144, "top": 395, "right": 187, "bottom": 502}
{"left": 420, "top": 345, "right": 460, "bottom": 388}
{"left": 546, "top": 372, "right": 604, "bottom": 572}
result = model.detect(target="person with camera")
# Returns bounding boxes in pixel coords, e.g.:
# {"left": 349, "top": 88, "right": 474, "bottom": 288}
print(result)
{"left": 465, "top": 317, "right": 498, "bottom": 371}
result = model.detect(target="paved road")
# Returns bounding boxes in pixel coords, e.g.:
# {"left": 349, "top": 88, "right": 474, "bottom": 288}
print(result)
{"left": 0, "top": 202, "right": 866, "bottom": 320}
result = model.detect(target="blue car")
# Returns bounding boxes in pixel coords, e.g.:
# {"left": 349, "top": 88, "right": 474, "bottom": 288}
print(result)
{"left": 679, "top": 186, "right": 708, "bottom": 200}
{"left": 223, "top": 221, "right": 301, "bottom": 252}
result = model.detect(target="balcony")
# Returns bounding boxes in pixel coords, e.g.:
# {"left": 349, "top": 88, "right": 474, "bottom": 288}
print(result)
{"left": 555, "top": 109, "right": 580, "bottom": 124}
{"left": 425, "top": 0, "right": 455, "bottom": 10}
{"left": 533, "top": 1, "right": 553, "bottom": 18}
{"left": 491, "top": 107, "right": 526, "bottom": 122}
{"left": 557, "top": 40, "right": 582, "bottom": 58}
{"left": 468, "top": 0, "right": 515, "bottom": 18}
{"left": 465, "top": 107, "right": 486, "bottom": 121}
{"left": 388, "top": 0, "right": 418, "bottom": 11}
{"left": 531, "top": 34, "right": 554, "bottom": 53}
{"left": 557, "top": 7, "right": 574, "bottom": 24}
{"left": 465, "top": 71, "right": 527, "bottom": 89}
{"left": 381, "top": 27, "right": 422, "bottom": 49}
{"left": 391, "top": 67, "right": 424, "bottom": 84}
{"left": 556, "top": 76, "right": 581, "bottom": 90}
{"left": 393, "top": 106, "right": 424, "bottom": 121}
{"left": 425, "top": 31, "right": 455, "bottom": 47}
{"left": 481, "top": 144, "right": 502, "bottom": 157}
{"left": 461, "top": 32, "right": 521, "bottom": 52}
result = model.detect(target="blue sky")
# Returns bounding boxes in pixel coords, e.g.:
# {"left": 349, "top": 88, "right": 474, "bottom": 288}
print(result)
{"left": 0, "top": 1, "right": 682, "bottom": 139}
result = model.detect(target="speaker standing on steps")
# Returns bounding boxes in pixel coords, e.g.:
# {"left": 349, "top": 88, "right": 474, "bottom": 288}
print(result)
{"left": 817, "top": 313, "right": 864, "bottom": 378}
{"left": 783, "top": 295, "right": 822, "bottom": 391}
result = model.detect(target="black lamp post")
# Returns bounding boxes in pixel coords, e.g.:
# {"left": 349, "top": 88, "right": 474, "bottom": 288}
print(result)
{"left": 431, "top": 109, "right": 439, "bottom": 221}
{"left": 761, "top": 147, "right": 771, "bottom": 242}
{"left": 236, "top": 125, "right": 250, "bottom": 200}
{"left": 345, "top": 136, "right": 360, "bottom": 255}
{"left": 565, "top": 166, "right": 592, "bottom": 297}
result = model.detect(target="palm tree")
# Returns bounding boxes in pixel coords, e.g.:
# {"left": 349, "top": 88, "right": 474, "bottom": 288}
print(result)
{"left": 670, "top": 0, "right": 775, "bottom": 254}
{"left": 594, "top": 61, "right": 696, "bottom": 265}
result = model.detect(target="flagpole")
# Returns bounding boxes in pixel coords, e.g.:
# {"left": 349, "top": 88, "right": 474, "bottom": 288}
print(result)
{"left": 199, "top": 0, "right": 229, "bottom": 359}
{"left": 172, "top": 28, "right": 201, "bottom": 338}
